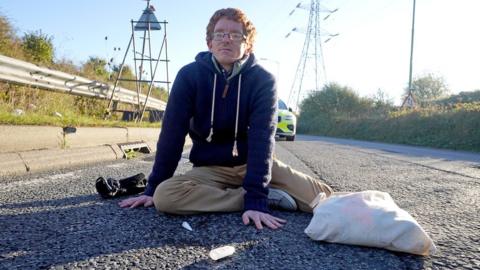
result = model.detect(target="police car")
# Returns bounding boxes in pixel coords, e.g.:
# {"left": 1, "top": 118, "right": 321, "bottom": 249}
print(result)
{"left": 276, "top": 99, "right": 296, "bottom": 141}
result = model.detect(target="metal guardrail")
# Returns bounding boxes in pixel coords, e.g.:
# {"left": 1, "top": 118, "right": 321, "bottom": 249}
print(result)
{"left": 0, "top": 54, "right": 166, "bottom": 110}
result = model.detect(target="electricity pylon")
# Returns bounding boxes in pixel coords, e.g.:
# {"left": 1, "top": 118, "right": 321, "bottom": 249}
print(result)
{"left": 286, "top": 0, "right": 338, "bottom": 111}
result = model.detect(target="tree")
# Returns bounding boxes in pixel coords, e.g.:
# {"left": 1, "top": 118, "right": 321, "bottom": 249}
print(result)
{"left": 405, "top": 73, "right": 450, "bottom": 105}
{"left": 372, "top": 89, "right": 394, "bottom": 115}
{"left": 0, "top": 15, "right": 24, "bottom": 59}
{"left": 297, "top": 83, "right": 375, "bottom": 133}
{"left": 300, "top": 82, "right": 371, "bottom": 117}
{"left": 435, "top": 89, "right": 480, "bottom": 105}
{"left": 21, "top": 31, "right": 54, "bottom": 64}
{"left": 81, "top": 57, "right": 110, "bottom": 81}
{"left": 0, "top": 16, "right": 14, "bottom": 53}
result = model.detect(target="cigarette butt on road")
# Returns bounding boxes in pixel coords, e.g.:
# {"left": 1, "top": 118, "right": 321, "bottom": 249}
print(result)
{"left": 209, "top": 245, "right": 235, "bottom": 261}
{"left": 182, "top": 221, "right": 193, "bottom": 231}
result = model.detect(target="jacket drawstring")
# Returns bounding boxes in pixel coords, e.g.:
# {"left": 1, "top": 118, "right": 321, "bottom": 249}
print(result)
{"left": 232, "top": 74, "right": 242, "bottom": 157}
{"left": 206, "top": 73, "right": 216, "bottom": 142}
{"left": 207, "top": 73, "right": 241, "bottom": 158}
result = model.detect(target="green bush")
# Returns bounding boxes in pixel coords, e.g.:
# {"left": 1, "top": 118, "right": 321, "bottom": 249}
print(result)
{"left": 298, "top": 83, "right": 383, "bottom": 135}
{"left": 300, "top": 104, "right": 480, "bottom": 152}
{"left": 297, "top": 79, "right": 479, "bottom": 152}
{"left": 21, "top": 31, "right": 54, "bottom": 65}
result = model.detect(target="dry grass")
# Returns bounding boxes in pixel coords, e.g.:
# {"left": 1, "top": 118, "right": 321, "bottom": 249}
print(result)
{"left": 0, "top": 83, "right": 160, "bottom": 128}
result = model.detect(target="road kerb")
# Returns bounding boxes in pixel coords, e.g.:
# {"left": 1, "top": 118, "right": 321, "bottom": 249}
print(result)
{"left": 0, "top": 152, "right": 28, "bottom": 176}
{"left": 19, "top": 146, "right": 119, "bottom": 174}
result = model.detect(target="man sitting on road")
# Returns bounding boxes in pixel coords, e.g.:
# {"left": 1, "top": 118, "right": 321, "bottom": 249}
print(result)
{"left": 119, "top": 7, "right": 333, "bottom": 230}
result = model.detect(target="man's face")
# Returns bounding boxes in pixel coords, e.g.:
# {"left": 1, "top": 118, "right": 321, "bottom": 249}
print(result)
{"left": 208, "top": 18, "right": 248, "bottom": 71}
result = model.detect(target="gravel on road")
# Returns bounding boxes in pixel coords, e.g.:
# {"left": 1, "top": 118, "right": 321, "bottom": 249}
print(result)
{"left": 1, "top": 140, "right": 478, "bottom": 269}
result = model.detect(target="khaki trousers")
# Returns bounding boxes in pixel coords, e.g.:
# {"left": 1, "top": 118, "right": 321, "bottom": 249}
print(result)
{"left": 153, "top": 159, "right": 333, "bottom": 214}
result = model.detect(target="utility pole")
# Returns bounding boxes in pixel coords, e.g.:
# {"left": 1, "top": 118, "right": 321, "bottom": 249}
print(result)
{"left": 286, "top": 0, "right": 338, "bottom": 111}
{"left": 402, "top": 0, "right": 417, "bottom": 108}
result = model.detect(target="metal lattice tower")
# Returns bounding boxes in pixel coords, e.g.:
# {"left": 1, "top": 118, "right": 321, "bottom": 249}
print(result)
{"left": 286, "top": 0, "right": 338, "bottom": 111}
{"left": 105, "top": 0, "right": 170, "bottom": 122}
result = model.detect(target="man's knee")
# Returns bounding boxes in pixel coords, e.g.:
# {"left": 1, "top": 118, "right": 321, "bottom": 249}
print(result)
{"left": 153, "top": 179, "right": 195, "bottom": 213}
{"left": 153, "top": 180, "right": 176, "bottom": 213}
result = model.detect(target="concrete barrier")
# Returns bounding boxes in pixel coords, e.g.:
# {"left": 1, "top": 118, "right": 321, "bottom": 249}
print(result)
{"left": 0, "top": 125, "right": 194, "bottom": 176}
{"left": 126, "top": 127, "right": 160, "bottom": 143}
{"left": 65, "top": 127, "right": 128, "bottom": 148}
{"left": 0, "top": 125, "right": 63, "bottom": 153}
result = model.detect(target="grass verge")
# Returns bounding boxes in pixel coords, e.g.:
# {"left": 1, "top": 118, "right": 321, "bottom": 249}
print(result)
{"left": 298, "top": 103, "right": 480, "bottom": 152}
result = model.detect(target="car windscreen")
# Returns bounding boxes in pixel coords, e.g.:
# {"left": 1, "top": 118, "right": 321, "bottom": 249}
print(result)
{"left": 278, "top": 100, "right": 288, "bottom": 110}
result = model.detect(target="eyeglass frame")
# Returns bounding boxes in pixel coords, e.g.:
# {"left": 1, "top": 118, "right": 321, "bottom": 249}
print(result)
{"left": 211, "top": 32, "right": 246, "bottom": 42}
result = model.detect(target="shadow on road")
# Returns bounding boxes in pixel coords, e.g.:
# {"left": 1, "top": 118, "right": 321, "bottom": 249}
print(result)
{"left": 0, "top": 192, "right": 427, "bottom": 269}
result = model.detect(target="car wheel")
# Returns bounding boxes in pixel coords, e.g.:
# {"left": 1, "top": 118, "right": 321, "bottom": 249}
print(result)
{"left": 286, "top": 135, "right": 295, "bottom": 141}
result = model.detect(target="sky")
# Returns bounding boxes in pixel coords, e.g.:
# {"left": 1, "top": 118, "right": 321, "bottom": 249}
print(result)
{"left": 2, "top": 0, "right": 480, "bottom": 107}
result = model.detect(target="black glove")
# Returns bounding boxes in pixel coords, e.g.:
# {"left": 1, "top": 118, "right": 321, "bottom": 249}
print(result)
{"left": 95, "top": 173, "right": 147, "bottom": 199}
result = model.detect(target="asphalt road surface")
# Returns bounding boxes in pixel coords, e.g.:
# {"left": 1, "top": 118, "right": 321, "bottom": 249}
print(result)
{"left": 1, "top": 135, "right": 479, "bottom": 269}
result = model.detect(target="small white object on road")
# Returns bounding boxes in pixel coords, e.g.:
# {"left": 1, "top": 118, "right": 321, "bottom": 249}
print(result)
{"left": 182, "top": 221, "right": 193, "bottom": 231}
{"left": 209, "top": 245, "right": 235, "bottom": 261}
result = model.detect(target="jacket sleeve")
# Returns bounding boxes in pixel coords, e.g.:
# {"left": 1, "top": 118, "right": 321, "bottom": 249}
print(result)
{"left": 144, "top": 67, "right": 194, "bottom": 196}
{"left": 243, "top": 73, "right": 278, "bottom": 213}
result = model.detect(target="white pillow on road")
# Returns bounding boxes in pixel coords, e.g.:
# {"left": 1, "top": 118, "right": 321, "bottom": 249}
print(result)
{"left": 304, "top": 190, "right": 437, "bottom": 256}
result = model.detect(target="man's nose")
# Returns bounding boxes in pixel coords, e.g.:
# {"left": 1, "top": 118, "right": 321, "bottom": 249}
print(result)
{"left": 220, "top": 34, "right": 232, "bottom": 42}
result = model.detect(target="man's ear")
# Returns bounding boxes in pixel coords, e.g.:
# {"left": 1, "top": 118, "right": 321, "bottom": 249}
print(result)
{"left": 245, "top": 43, "right": 253, "bottom": 54}
{"left": 207, "top": 40, "right": 212, "bottom": 51}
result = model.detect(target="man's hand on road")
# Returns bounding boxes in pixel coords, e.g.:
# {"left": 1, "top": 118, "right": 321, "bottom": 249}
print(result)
{"left": 118, "top": 195, "right": 154, "bottom": 208}
{"left": 242, "top": 210, "right": 286, "bottom": 230}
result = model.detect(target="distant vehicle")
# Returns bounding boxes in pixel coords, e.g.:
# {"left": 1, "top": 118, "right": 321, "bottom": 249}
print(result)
{"left": 276, "top": 99, "right": 296, "bottom": 141}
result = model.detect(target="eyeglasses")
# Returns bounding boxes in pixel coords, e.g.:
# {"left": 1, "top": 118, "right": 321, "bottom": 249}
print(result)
{"left": 211, "top": 32, "right": 246, "bottom": 42}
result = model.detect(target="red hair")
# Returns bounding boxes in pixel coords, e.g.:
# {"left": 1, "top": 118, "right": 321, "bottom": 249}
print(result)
{"left": 206, "top": 8, "right": 257, "bottom": 53}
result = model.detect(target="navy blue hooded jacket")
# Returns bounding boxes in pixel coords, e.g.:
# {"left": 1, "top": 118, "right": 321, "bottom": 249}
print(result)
{"left": 144, "top": 51, "right": 277, "bottom": 213}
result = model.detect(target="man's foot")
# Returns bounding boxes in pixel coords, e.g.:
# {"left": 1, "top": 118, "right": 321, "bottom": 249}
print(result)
{"left": 268, "top": 188, "right": 297, "bottom": 211}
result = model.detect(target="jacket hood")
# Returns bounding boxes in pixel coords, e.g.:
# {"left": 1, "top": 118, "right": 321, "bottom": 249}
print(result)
{"left": 194, "top": 51, "right": 260, "bottom": 158}
{"left": 194, "top": 51, "right": 258, "bottom": 76}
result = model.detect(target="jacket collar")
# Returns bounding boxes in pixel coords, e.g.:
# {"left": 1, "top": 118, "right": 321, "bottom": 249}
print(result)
{"left": 210, "top": 54, "right": 250, "bottom": 81}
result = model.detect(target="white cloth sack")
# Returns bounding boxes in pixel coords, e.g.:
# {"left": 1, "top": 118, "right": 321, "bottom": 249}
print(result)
{"left": 304, "top": 190, "right": 436, "bottom": 256}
